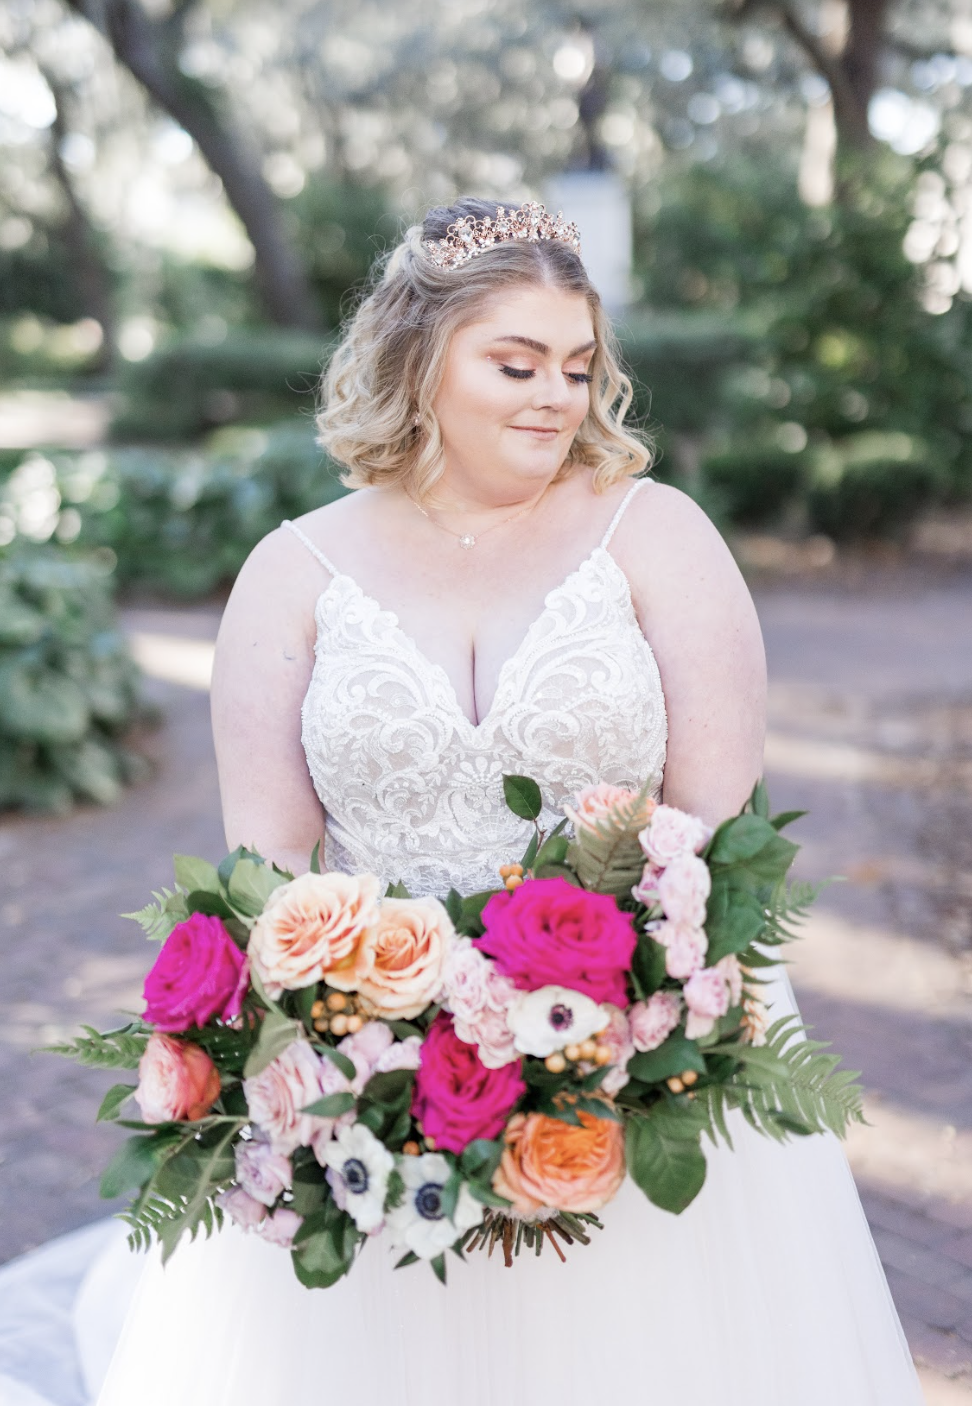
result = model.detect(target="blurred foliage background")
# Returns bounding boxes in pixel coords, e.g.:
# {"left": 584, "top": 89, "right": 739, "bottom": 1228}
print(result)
{"left": 3, "top": 0, "right": 972, "bottom": 806}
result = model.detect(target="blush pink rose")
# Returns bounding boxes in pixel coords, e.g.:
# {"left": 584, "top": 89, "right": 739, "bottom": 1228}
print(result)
{"left": 248, "top": 871, "right": 381, "bottom": 998}
{"left": 443, "top": 941, "right": 519, "bottom": 1068}
{"left": 632, "top": 861, "right": 664, "bottom": 907}
{"left": 217, "top": 1185, "right": 267, "bottom": 1231}
{"left": 234, "top": 1136, "right": 292, "bottom": 1207}
{"left": 335, "top": 897, "right": 454, "bottom": 1020}
{"left": 255, "top": 1207, "right": 303, "bottom": 1248}
{"left": 142, "top": 913, "right": 248, "bottom": 1033}
{"left": 134, "top": 1033, "right": 220, "bottom": 1123}
{"left": 564, "top": 784, "right": 655, "bottom": 833}
{"left": 655, "top": 921, "right": 708, "bottom": 980}
{"left": 373, "top": 1035, "right": 423, "bottom": 1074}
{"left": 684, "top": 966, "right": 731, "bottom": 1039}
{"left": 243, "top": 1039, "right": 344, "bottom": 1157}
{"left": 657, "top": 853, "right": 711, "bottom": 927}
{"left": 629, "top": 990, "right": 683, "bottom": 1052}
{"left": 335, "top": 1021, "right": 423, "bottom": 1092}
{"left": 412, "top": 1013, "right": 525, "bottom": 1155}
{"left": 474, "top": 877, "right": 636, "bottom": 1007}
{"left": 639, "top": 806, "right": 712, "bottom": 866}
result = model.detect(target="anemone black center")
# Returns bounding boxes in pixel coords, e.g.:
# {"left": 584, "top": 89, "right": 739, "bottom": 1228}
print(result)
{"left": 343, "top": 1158, "right": 369, "bottom": 1193}
{"left": 415, "top": 1183, "right": 444, "bottom": 1220}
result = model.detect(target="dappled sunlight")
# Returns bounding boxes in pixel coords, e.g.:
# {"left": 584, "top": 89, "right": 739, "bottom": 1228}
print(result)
{"left": 128, "top": 632, "right": 215, "bottom": 692}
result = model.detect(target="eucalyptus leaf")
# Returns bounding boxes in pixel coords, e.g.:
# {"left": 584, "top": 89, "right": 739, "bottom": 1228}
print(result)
{"left": 242, "top": 1012, "right": 303, "bottom": 1078}
{"left": 173, "top": 854, "right": 221, "bottom": 896}
{"left": 227, "top": 857, "right": 288, "bottom": 917}
{"left": 96, "top": 1082, "right": 137, "bottom": 1123}
{"left": 302, "top": 1091, "right": 355, "bottom": 1118}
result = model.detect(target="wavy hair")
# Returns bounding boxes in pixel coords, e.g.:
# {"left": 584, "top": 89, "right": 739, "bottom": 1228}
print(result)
{"left": 317, "top": 196, "right": 653, "bottom": 497}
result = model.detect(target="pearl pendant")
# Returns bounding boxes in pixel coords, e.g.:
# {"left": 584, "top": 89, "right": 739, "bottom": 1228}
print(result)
{"left": 459, "top": 534, "right": 476, "bottom": 549}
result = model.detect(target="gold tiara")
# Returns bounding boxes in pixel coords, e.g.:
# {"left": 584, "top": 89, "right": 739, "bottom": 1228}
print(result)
{"left": 424, "top": 200, "right": 582, "bottom": 270}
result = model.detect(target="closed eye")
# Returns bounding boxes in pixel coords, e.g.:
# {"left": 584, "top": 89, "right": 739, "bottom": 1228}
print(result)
{"left": 500, "top": 366, "right": 593, "bottom": 384}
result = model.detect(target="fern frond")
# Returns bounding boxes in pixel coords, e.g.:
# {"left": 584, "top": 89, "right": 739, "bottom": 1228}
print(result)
{"left": 713, "top": 1015, "right": 865, "bottom": 1140}
{"left": 43, "top": 1022, "right": 149, "bottom": 1069}
{"left": 759, "top": 879, "right": 824, "bottom": 948}
{"left": 123, "top": 1118, "right": 242, "bottom": 1261}
{"left": 122, "top": 887, "right": 189, "bottom": 942}
{"left": 567, "top": 783, "right": 653, "bottom": 897}
{"left": 121, "top": 1192, "right": 225, "bottom": 1257}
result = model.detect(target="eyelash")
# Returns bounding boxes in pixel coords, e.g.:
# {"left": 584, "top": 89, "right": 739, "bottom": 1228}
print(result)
{"left": 500, "top": 365, "right": 593, "bottom": 385}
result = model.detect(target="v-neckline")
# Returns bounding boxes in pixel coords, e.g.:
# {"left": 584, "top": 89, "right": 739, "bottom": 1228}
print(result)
{"left": 315, "top": 544, "right": 634, "bottom": 734}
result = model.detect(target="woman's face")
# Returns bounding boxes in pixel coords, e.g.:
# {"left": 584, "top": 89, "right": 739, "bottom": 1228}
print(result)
{"left": 430, "top": 283, "right": 596, "bottom": 503}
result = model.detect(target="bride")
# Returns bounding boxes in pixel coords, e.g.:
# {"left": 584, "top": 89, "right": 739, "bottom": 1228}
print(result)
{"left": 91, "top": 197, "right": 922, "bottom": 1404}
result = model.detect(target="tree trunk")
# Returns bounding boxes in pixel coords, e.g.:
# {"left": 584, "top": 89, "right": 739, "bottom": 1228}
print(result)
{"left": 63, "top": 0, "right": 321, "bottom": 330}
{"left": 833, "top": 0, "right": 889, "bottom": 149}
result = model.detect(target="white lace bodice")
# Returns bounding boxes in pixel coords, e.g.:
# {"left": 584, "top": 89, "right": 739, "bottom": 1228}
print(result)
{"left": 284, "top": 481, "right": 668, "bottom": 897}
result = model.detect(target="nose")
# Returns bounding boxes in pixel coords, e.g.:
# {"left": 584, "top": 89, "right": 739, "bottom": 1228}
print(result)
{"left": 531, "top": 369, "right": 571, "bottom": 411}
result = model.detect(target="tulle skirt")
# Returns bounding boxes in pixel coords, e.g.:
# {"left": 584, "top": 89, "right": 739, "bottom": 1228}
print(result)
{"left": 93, "top": 967, "right": 922, "bottom": 1406}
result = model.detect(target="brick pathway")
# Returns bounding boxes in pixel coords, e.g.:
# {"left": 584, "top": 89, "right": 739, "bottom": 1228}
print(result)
{"left": 1, "top": 577, "right": 971, "bottom": 1401}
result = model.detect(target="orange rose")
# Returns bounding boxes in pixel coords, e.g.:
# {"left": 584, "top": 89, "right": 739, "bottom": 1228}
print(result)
{"left": 134, "top": 1033, "right": 221, "bottom": 1123}
{"left": 334, "top": 896, "right": 453, "bottom": 1020}
{"left": 248, "top": 872, "right": 381, "bottom": 997}
{"left": 493, "top": 1107, "right": 626, "bottom": 1215}
{"left": 564, "top": 784, "right": 656, "bottom": 834}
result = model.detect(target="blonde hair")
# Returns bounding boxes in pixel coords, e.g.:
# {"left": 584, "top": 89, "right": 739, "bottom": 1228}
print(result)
{"left": 318, "top": 196, "right": 653, "bottom": 497}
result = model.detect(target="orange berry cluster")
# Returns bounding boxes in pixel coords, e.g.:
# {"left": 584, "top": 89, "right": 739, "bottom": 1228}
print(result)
{"left": 543, "top": 1039, "right": 614, "bottom": 1074}
{"left": 498, "top": 863, "right": 524, "bottom": 891}
{"left": 310, "top": 990, "right": 365, "bottom": 1037}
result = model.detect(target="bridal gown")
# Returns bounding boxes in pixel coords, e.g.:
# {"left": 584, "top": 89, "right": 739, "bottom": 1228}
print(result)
{"left": 13, "top": 480, "right": 925, "bottom": 1405}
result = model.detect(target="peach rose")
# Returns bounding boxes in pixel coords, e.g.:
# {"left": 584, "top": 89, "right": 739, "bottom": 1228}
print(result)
{"left": 134, "top": 1033, "right": 220, "bottom": 1123}
{"left": 565, "top": 784, "right": 656, "bottom": 834}
{"left": 248, "top": 871, "right": 381, "bottom": 998}
{"left": 337, "top": 896, "right": 454, "bottom": 1020}
{"left": 493, "top": 1107, "right": 626, "bottom": 1216}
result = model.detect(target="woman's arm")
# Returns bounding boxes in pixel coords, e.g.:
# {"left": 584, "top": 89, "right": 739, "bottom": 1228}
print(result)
{"left": 210, "top": 527, "right": 329, "bottom": 875}
{"left": 618, "top": 483, "right": 767, "bottom": 827}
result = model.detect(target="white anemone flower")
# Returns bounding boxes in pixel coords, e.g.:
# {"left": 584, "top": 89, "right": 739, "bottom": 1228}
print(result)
{"left": 385, "top": 1153, "right": 482, "bottom": 1260}
{"left": 507, "top": 985, "right": 609, "bottom": 1058}
{"left": 321, "top": 1122, "right": 395, "bottom": 1234}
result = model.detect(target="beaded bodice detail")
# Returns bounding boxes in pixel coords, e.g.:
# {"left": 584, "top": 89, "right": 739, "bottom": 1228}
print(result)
{"left": 285, "top": 482, "right": 668, "bottom": 898}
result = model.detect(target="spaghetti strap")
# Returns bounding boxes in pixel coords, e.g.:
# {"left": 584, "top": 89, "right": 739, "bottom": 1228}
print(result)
{"left": 281, "top": 519, "right": 341, "bottom": 579}
{"left": 600, "top": 479, "right": 648, "bottom": 550}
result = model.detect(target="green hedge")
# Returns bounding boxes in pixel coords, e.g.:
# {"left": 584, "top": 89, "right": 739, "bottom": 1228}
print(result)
{"left": 1, "top": 422, "right": 349, "bottom": 599}
{"left": 111, "top": 329, "right": 337, "bottom": 442}
{"left": 0, "top": 544, "right": 146, "bottom": 813}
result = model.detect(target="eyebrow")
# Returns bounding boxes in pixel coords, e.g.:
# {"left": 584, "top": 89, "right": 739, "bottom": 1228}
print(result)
{"left": 490, "top": 334, "right": 597, "bottom": 358}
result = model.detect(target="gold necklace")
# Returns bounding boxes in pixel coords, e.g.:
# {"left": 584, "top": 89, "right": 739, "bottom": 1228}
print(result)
{"left": 408, "top": 484, "right": 550, "bottom": 550}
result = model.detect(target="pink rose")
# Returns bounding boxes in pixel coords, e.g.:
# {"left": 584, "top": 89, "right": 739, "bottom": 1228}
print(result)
{"left": 589, "top": 1004, "right": 635, "bottom": 1094}
{"left": 639, "top": 805, "right": 712, "bottom": 866}
{"left": 248, "top": 871, "right": 381, "bottom": 998}
{"left": 244, "top": 1039, "right": 344, "bottom": 1157}
{"left": 373, "top": 1035, "right": 423, "bottom": 1074}
{"left": 337, "top": 1020, "right": 395, "bottom": 1093}
{"left": 629, "top": 991, "right": 683, "bottom": 1052}
{"left": 443, "top": 941, "right": 519, "bottom": 1068}
{"left": 217, "top": 1185, "right": 267, "bottom": 1231}
{"left": 474, "top": 878, "right": 636, "bottom": 1007}
{"left": 334, "top": 897, "right": 454, "bottom": 1020}
{"left": 684, "top": 966, "right": 731, "bottom": 1039}
{"left": 564, "top": 784, "right": 654, "bottom": 833}
{"left": 142, "top": 913, "right": 248, "bottom": 1033}
{"left": 134, "top": 1032, "right": 220, "bottom": 1123}
{"left": 655, "top": 921, "right": 708, "bottom": 979}
{"left": 632, "top": 861, "right": 664, "bottom": 906}
{"left": 412, "top": 1013, "right": 526, "bottom": 1155}
{"left": 234, "top": 1135, "right": 292, "bottom": 1207}
{"left": 255, "top": 1206, "right": 303, "bottom": 1248}
{"left": 657, "top": 853, "right": 711, "bottom": 927}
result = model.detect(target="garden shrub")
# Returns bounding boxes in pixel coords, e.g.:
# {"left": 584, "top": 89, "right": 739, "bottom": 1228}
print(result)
{"left": 1, "top": 422, "right": 348, "bottom": 599}
{"left": 698, "top": 443, "right": 810, "bottom": 527}
{"left": 806, "top": 432, "right": 947, "bottom": 541}
{"left": 0, "top": 544, "right": 145, "bottom": 814}
{"left": 111, "top": 328, "right": 336, "bottom": 441}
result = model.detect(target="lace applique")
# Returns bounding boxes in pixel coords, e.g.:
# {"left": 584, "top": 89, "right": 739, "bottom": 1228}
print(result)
{"left": 298, "top": 547, "right": 668, "bottom": 897}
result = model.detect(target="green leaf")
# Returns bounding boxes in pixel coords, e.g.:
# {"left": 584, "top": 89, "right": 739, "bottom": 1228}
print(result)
{"left": 738, "top": 834, "right": 799, "bottom": 883}
{"left": 444, "top": 888, "right": 462, "bottom": 926}
{"left": 626, "top": 1107, "right": 707, "bottom": 1214}
{"left": 362, "top": 1068, "right": 414, "bottom": 1107}
{"left": 770, "top": 810, "right": 807, "bottom": 832}
{"left": 100, "top": 1134, "right": 170, "bottom": 1200}
{"left": 121, "top": 887, "right": 188, "bottom": 943}
{"left": 430, "top": 1252, "right": 447, "bottom": 1285}
{"left": 97, "top": 1082, "right": 137, "bottom": 1122}
{"left": 750, "top": 780, "right": 770, "bottom": 818}
{"left": 627, "top": 1031, "right": 707, "bottom": 1085}
{"left": 520, "top": 828, "right": 540, "bottom": 871}
{"left": 502, "top": 774, "right": 543, "bottom": 821}
{"left": 458, "top": 890, "right": 498, "bottom": 937}
{"left": 309, "top": 839, "right": 322, "bottom": 875}
{"left": 227, "top": 857, "right": 287, "bottom": 917}
{"left": 291, "top": 1203, "right": 360, "bottom": 1288}
{"left": 385, "top": 880, "right": 412, "bottom": 899}
{"left": 316, "top": 1044, "right": 356, "bottom": 1081}
{"left": 460, "top": 1138, "right": 504, "bottom": 1183}
{"left": 631, "top": 934, "right": 668, "bottom": 999}
{"left": 242, "top": 1011, "right": 303, "bottom": 1078}
{"left": 704, "top": 880, "right": 766, "bottom": 963}
{"left": 301, "top": 1091, "right": 355, "bottom": 1118}
{"left": 173, "top": 854, "right": 221, "bottom": 896}
{"left": 184, "top": 890, "right": 237, "bottom": 922}
{"left": 395, "top": 1250, "right": 420, "bottom": 1269}
{"left": 708, "top": 813, "right": 778, "bottom": 865}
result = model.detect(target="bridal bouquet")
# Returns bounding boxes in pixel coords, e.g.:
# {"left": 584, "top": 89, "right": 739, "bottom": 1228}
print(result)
{"left": 51, "top": 777, "right": 864, "bottom": 1287}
